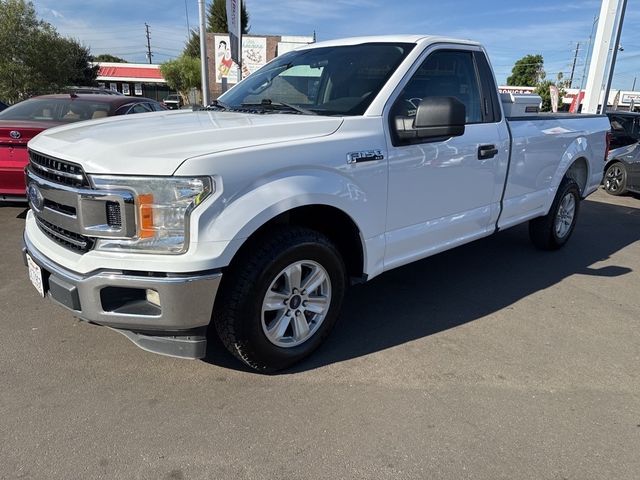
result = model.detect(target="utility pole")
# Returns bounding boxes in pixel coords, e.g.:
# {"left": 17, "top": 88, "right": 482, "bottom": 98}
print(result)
{"left": 569, "top": 42, "right": 580, "bottom": 88}
{"left": 145, "top": 23, "right": 153, "bottom": 64}
{"left": 633, "top": 77, "right": 637, "bottom": 91}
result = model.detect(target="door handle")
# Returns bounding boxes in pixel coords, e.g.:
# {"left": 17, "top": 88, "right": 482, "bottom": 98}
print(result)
{"left": 478, "top": 144, "right": 498, "bottom": 160}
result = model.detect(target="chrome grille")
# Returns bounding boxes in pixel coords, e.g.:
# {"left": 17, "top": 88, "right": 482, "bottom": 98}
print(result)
{"left": 35, "top": 216, "right": 94, "bottom": 253}
{"left": 29, "top": 150, "right": 89, "bottom": 188}
{"left": 26, "top": 153, "right": 137, "bottom": 253}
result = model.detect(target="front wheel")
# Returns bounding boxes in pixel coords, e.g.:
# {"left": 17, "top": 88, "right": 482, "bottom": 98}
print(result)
{"left": 529, "top": 177, "right": 581, "bottom": 250}
{"left": 603, "top": 162, "right": 628, "bottom": 196}
{"left": 212, "top": 227, "right": 347, "bottom": 372}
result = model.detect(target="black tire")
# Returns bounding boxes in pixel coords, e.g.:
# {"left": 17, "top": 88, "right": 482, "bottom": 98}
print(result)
{"left": 529, "top": 177, "right": 581, "bottom": 251}
{"left": 212, "top": 227, "right": 347, "bottom": 372}
{"left": 603, "top": 161, "right": 628, "bottom": 196}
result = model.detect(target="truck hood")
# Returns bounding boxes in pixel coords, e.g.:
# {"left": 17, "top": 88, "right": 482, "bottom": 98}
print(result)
{"left": 27, "top": 110, "right": 343, "bottom": 175}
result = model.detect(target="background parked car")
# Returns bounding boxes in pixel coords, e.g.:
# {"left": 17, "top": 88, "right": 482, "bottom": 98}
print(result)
{"left": 0, "top": 94, "right": 166, "bottom": 200}
{"left": 65, "top": 86, "right": 124, "bottom": 95}
{"left": 0, "top": 101, "right": 8, "bottom": 112}
{"left": 162, "top": 94, "right": 182, "bottom": 110}
{"left": 604, "top": 111, "right": 640, "bottom": 196}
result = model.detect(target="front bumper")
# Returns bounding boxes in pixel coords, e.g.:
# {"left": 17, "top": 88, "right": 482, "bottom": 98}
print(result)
{"left": 22, "top": 232, "right": 222, "bottom": 358}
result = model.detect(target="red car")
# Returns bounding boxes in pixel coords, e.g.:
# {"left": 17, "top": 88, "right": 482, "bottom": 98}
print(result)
{"left": 0, "top": 94, "right": 166, "bottom": 200}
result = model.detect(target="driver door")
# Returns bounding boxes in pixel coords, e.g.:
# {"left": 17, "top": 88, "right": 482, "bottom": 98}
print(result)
{"left": 384, "top": 47, "right": 509, "bottom": 270}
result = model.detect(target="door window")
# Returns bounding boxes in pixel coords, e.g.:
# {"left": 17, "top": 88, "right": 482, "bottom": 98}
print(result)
{"left": 391, "top": 49, "right": 484, "bottom": 136}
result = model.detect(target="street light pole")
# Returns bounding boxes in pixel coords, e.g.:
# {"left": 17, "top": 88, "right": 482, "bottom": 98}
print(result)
{"left": 579, "top": 15, "right": 598, "bottom": 93}
{"left": 198, "top": 0, "right": 210, "bottom": 106}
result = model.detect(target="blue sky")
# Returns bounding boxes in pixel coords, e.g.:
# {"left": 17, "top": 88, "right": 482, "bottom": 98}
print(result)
{"left": 35, "top": 0, "right": 640, "bottom": 90}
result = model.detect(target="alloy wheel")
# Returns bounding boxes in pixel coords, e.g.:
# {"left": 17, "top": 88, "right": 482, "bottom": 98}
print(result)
{"left": 261, "top": 260, "right": 332, "bottom": 348}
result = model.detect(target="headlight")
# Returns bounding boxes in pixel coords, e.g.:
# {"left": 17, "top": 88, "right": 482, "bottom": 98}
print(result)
{"left": 90, "top": 175, "right": 213, "bottom": 253}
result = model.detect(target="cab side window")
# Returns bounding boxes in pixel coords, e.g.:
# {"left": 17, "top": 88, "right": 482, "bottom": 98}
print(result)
{"left": 393, "top": 50, "right": 483, "bottom": 126}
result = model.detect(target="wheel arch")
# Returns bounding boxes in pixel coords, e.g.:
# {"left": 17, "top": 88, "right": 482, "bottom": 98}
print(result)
{"left": 233, "top": 204, "right": 366, "bottom": 282}
{"left": 564, "top": 156, "right": 589, "bottom": 197}
{"left": 542, "top": 136, "right": 594, "bottom": 215}
{"left": 604, "top": 157, "right": 626, "bottom": 173}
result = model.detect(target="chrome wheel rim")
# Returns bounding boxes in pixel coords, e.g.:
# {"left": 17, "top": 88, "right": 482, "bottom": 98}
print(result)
{"left": 261, "top": 260, "right": 332, "bottom": 348}
{"left": 604, "top": 165, "right": 624, "bottom": 192}
{"left": 555, "top": 193, "right": 576, "bottom": 239}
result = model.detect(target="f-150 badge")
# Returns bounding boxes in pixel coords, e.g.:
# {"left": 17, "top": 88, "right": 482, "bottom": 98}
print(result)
{"left": 346, "top": 150, "right": 385, "bottom": 164}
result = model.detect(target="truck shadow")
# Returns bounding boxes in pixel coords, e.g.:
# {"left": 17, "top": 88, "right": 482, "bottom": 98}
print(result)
{"left": 206, "top": 197, "right": 640, "bottom": 373}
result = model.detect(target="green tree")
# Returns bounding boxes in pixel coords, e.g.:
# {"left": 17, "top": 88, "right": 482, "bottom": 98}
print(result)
{"left": 207, "top": 0, "right": 250, "bottom": 34}
{"left": 0, "top": 0, "right": 98, "bottom": 103}
{"left": 183, "top": 29, "right": 201, "bottom": 57}
{"left": 506, "top": 54, "right": 545, "bottom": 87}
{"left": 160, "top": 55, "right": 201, "bottom": 104}
{"left": 185, "top": 0, "right": 250, "bottom": 58}
{"left": 536, "top": 80, "right": 565, "bottom": 112}
{"left": 93, "top": 54, "right": 128, "bottom": 63}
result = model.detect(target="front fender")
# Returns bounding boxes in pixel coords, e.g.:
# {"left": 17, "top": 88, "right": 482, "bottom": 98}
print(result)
{"left": 192, "top": 168, "right": 380, "bottom": 271}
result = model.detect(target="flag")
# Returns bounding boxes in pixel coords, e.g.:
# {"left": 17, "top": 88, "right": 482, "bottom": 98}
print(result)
{"left": 612, "top": 90, "right": 621, "bottom": 110}
{"left": 549, "top": 85, "right": 559, "bottom": 113}
{"left": 569, "top": 91, "right": 585, "bottom": 113}
{"left": 226, "top": 0, "right": 241, "bottom": 65}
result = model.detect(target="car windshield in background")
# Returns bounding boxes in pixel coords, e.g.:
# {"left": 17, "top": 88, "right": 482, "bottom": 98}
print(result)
{"left": 219, "top": 42, "right": 415, "bottom": 116}
{"left": 0, "top": 98, "right": 112, "bottom": 122}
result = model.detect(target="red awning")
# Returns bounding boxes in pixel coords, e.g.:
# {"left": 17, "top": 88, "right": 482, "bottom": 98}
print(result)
{"left": 98, "top": 66, "right": 164, "bottom": 80}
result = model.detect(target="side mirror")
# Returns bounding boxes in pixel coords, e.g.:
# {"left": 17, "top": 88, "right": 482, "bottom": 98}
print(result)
{"left": 394, "top": 96, "right": 466, "bottom": 141}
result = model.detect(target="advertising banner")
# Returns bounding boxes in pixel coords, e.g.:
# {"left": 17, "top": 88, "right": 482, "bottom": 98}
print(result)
{"left": 215, "top": 35, "right": 266, "bottom": 84}
{"left": 549, "top": 85, "right": 559, "bottom": 113}
{"left": 569, "top": 91, "right": 585, "bottom": 113}
{"left": 226, "top": 0, "right": 241, "bottom": 65}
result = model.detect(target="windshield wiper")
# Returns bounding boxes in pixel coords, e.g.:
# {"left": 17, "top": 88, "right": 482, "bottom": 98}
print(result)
{"left": 240, "top": 99, "right": 317, "bottom": 115}
{"left": 204, "top": 99, "right": 230, "bottom": 111}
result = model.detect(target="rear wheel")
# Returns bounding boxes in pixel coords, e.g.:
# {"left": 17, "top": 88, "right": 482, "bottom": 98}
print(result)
{"left": 212, "top": 227, "right": 347, "bottom": 372}
{"left": 529, "top": 177, "right": 581, "bottom": 250}
{"left": 603, "top": 162, "right": 628, "bottom": 196}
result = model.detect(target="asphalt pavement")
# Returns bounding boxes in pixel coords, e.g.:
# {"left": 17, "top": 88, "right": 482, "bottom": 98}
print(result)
{"left": 1, "top": 189, "right": 639, "bottom": 480}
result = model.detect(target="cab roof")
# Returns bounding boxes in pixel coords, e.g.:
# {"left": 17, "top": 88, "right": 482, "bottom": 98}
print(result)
{"left": 303, "top": 35, "right": 481, "bottom": 50}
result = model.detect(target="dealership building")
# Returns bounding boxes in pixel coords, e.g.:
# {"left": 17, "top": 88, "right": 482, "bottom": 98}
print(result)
{"left": 94, "top": 63, "right": 172, "bottom": 102}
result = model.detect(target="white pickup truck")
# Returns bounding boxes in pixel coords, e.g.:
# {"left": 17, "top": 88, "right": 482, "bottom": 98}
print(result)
{"left": 22, "top": 35, "right": 610, "bottom": 371}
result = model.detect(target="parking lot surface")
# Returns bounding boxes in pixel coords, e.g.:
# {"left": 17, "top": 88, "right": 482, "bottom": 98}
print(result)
{"left": 1, "top": 189, "right": 639, "bottom": 480}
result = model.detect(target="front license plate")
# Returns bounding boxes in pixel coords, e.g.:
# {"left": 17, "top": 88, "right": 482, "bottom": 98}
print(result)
{"left": 26, "top": 253, "right": 45, "bottom": 297}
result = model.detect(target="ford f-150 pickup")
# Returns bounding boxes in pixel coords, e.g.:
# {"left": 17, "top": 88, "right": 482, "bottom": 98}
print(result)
{"left": 21, "top": 35, "right": 611, "bottom": 371}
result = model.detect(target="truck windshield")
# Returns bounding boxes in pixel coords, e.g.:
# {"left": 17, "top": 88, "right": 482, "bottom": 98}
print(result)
{"left": 219, "top": 42, "right": 415, "bottom": 116}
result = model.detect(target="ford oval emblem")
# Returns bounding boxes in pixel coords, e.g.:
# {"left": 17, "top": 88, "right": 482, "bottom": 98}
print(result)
{"left": 10, "top": 130, "right": 21, "bottom": 139}
{"left": 28, "top": 184, "right": 44, "bottom": 212}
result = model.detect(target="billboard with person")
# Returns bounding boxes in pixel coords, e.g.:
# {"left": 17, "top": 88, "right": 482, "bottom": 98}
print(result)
{"left": 214, "top": 35, "right": 267, "bottom": 84}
